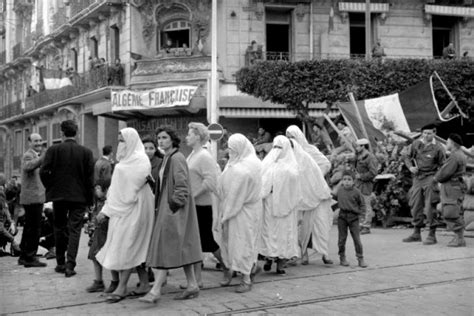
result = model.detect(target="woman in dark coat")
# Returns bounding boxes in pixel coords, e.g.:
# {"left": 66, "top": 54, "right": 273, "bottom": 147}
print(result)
{"left": 142, "top": 136, "right": 163, "bottom": 192}
{"left": 141, "top": 126, "right": 202, "bottom": 304}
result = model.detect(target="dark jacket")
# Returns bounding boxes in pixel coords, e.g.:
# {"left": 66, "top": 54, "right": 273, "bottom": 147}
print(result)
{"left": 40, "top": 139, "right": 95, "bottom": 205}
{"left": 94, "top": 156, "right": 113, "bottom": 185}
{"left": 355, "top": 150, "right": 378, "bottom": 195}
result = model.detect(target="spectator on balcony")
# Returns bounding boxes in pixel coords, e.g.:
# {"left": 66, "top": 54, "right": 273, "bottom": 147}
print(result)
{"left": 96, "top": 58, "right": 106, "bottom": 69}
{"left": 245, "top": 40, "right": 262, "bottom": 66}
{"left": 163, "top": 39, "right": 174, "bottom": 54}
{"left": 443, "top": 43, "right": 456, "bottom": 59}
{"left": 372, "top": 40, "right": 386, "bottom": 59}
{"left": 108, "top": 59, "right": 124, "bottom": 86}
{"left": 27, "top": 85, "right": 38, "bottom": 97}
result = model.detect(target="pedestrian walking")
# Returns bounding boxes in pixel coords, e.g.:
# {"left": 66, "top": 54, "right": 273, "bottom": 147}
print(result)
{"left": 258, "top": 136, "right": 300, "bottom": 275}
{"left": 354, "top": 138, "right": 378, "bottom": 235}
{"left": 403, "top": 124, "right": 445, "bottom": 244}
{"left": 216, "top": 134, "right": 263, "bottom": 293}
{"left": 40, "top": 120, "right": 95, "bottom": 277}
{"left": 434, "top": 134, "right": 467, "bottom": 247}
{"left": 185, "top": 122, "right": 223, "bottom": 288}
{"left": 142, "top": 126, "right": 202, "bottom": 303}
{"left": 95, "top": 128, "right": 154, "bottom": 303}
{"left": 335, "top": 170, "right": 368, "bottom": 268}
{"left": 286, "top": 126, "right": 334, "bottom": 265}
{"left": 94, "top": 145, "right": 114, "bottom": 185}
{"left": 18, "top": 133, "right": 47, "bottom": 268}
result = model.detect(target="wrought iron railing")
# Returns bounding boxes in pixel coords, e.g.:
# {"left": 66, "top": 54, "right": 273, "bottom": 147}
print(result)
{"left": 0, "top": 50, "right": 5, "bottom": 64}
{"left": 24, "top": 64, "right": 124, "bottom": 112}
{"left": 0, "top": 100, "right": 22, "bottom": 120}
{"left": 52, "top": 8, "right": 68, "bottom": 31}
{"left": 12, "top": 43, "right": 22, "bottom": 60}
{"left": 70, "top": 0, "right": 98, "bottom": 18}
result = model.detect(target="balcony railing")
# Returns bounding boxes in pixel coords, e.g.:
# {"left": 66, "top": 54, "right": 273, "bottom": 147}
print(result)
{"left": 71, "top": 0, "right": 98, "bottom": 18}
{"left": 12, "top": 43, "right": 22, "bottom": 60}
{"left": 0, "top": 100, "right": 22, "bottom": 120}
{"left": 24, "top": 64, "right": 124, "bottom": 112}
{"left": 52, "top": 8, "right": 68, "bottom": 31}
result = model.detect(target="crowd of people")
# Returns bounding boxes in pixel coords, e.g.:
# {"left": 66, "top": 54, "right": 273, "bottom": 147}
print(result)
{"left": 0, "top": 117, "right": 470, "bottom": 307}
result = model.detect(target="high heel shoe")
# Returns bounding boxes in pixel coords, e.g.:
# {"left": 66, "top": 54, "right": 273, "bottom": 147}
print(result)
{"left": 174, "top": 287, "right": 199, "bottom": 300}
{"left": 138, "top": 291, "right": 160, "bottom": 304}
{"left": 220, "top": 269, "right": 233, "bottom": 287}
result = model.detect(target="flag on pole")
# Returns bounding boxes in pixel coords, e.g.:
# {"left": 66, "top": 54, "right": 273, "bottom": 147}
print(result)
{"left": 328, "top": 5, "right": 334, "bottom": 33}
{"left": 39, "top": 67, "right": 73, "bottom": 90}
{"left": 336, "top": 77, "right": 450, "bottom": 146}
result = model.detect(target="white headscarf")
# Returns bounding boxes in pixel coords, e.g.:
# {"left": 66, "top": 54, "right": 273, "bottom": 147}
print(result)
{"left": 286, "top": 125, "right": 331, "bottom": 175}
{"left": 261, "top": 136, "right": 301, "bottom": 217}
{"left": 103, "top": 128, "right": 151, "bottom": 218}
{"left": 290, "top": 139, "right": 331, "bottom": 211}
{"left": 225, "top": 133, "right": 257, "bottom": 170}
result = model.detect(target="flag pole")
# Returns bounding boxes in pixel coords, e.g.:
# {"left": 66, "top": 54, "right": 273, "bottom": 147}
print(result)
{"left": 348, "top": 92, "right": 372, "bottom": 151}
{"left": 433, "top": 71, "right": 468, "bottom": 119}
{"left": 323, "top": 113, "right": 352, "bottom": 148}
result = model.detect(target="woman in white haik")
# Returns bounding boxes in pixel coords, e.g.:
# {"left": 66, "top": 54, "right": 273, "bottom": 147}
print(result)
{"left": 258, "top": 135, "right": 301, "bottom": 275}
{"left": 286, "top": 125, "right": 334, "bottom": 265}
{"left": 95, "top": 128, "right": 155, "bottom": 303}
{"left": 217, "top": 133, "right": 263, "bottom": 293}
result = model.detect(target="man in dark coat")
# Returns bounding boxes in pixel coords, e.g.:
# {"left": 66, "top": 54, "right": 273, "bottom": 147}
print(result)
{"left": 40, "top": 120, "right": 94, "bottom": 277}
{"left": 94, "top": 145, "right": 114, "bottom": 185}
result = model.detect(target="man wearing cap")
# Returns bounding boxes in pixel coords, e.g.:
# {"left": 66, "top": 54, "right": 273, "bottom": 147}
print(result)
{"left": 434, "top": 133, "right": 467, "bottom": 247}
{"left": 403, "top": 125, "right": 445, "bottom": 244}
{"left": 354, "top": 138, "right": 378, "bottom": 234}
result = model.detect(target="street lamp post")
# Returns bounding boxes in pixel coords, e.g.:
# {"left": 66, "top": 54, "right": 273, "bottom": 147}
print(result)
{"left": 365, "top": 0, "right": 371, "bottom": 60}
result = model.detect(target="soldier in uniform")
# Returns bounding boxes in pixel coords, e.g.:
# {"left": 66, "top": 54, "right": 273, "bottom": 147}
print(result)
{"left": 403, "top": 124, "right": 445, "bottom": 244}
{"left": 434, "top": 133, "right": 467, "bottom": 247}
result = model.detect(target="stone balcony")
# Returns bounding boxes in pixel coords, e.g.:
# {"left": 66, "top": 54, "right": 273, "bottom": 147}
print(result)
{"left": 24, "top": 65, "right": 124, "bottom": 113}
{"left": 0, "top": 100, "right": 22, "bottom": 120}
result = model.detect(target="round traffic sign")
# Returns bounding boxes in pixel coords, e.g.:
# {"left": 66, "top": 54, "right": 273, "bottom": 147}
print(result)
{"left": 208, "top": 123, "right": 224, "bottom": 141}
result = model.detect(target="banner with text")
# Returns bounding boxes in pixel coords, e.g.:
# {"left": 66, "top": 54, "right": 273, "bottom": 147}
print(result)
{"left": 111, "top": 86, "right": 198, "bottom": 112}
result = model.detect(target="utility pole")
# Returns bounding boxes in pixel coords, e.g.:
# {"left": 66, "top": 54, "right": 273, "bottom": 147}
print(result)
{"left": 210, "top": 0, "right": 219, "bottom": 159}
{"left": 365, "top": 0, "right": 371, "bottom": 60}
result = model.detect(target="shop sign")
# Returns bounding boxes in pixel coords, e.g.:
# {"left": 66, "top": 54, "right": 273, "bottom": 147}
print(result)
{"left": 111, "top": 85, "right": 198, "bottom": 112}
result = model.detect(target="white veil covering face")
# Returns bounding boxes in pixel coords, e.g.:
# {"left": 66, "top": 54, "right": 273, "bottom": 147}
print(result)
{"left": 261, "top": 136, "right": 301, "bottom": 217}
{"left": 286, "top": 125, "right": 331, "bottom": 175}
{"left": 102, "top": 128, "right": 152, "bottom": 218}
{"left": 290, "top": 139, "right": 331, "bottom": 211}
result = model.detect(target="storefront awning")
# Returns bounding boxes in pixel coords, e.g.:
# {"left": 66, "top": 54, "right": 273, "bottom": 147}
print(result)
{"left": 218, "top": 96, "right": 338, "bottom": 119}
{"left": 425, "top": 5, "right": 474, "bottom": 18}
{"left": 338, "top": 2, "right": 390, "bottom": 13}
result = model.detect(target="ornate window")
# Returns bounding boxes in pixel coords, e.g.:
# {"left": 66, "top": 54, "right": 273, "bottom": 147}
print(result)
{"left": 160, "top": 20, "right": 190, "bottom": 51}
{"left": 155, "top": 3, "right": 192, "bottom": 54}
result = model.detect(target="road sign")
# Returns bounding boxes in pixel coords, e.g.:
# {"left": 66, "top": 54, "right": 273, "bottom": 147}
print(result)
{"left": 208, "top": 123, "right": 224, "bottom": 141}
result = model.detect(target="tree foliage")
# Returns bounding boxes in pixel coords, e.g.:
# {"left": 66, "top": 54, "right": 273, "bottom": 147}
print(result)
{"left": 235, "top": 59, "right": 474, "bottom": 119}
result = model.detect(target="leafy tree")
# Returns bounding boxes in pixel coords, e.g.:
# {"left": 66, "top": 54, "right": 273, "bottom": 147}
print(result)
{"left": 235, "top": 59, "right": 474, "bottom": 121}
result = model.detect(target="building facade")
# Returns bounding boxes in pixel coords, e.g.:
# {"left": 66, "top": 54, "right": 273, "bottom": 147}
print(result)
{"left": 0, "top": 0, "right": 473, "bottom": 178}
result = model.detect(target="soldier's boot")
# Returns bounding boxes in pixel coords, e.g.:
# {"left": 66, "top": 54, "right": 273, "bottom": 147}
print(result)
{"left": 423, "top": 228, "right": 437, "bottom": 245}
{"left": 447, "top": 230, "right": 466, "bottom": 247}
{"left": 339, "top": 256, "right": 349, "bottom": 266}
{"left": 402, "top": 227, "right": 422, "bottom": 242}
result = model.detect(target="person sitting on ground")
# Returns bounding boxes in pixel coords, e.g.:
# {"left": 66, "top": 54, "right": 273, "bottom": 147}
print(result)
{"left": 0, "top": 179, "right": 21, "bottom": 256}
{"left": 86, "top": 179, "right": 119, "bottom": 294}
{"left": 39, "top": 205, "right": 56, "bottom": 260}
{"left": 334, "top": 170, "right": 368, "bottom": 268}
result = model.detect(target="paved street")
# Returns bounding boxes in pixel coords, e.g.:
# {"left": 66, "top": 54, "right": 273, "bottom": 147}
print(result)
{"left": 1, "top": 227, "right": 473, "bottom": 316}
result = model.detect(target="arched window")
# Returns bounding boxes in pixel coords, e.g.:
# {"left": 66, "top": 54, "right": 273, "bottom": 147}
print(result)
{"left": 159, "top": 20, "right": 191, "bottom": 52}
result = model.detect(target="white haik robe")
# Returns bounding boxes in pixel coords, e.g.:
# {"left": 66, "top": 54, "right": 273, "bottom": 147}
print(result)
{"left": 217, "top": 134, "right": 262, "bottom": 275}
{"left": 259, "top": 136, "right": 301, "bottom": 259}
{"left": 96, "top": 128, "right": 155, "bottom": 270}
{"left": 286, "top": 126, "right": 333, "bottom": 257}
